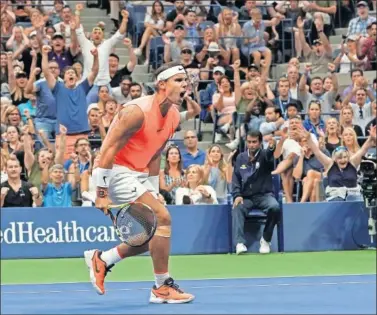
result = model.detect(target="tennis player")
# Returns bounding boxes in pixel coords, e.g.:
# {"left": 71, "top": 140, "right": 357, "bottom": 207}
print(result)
{"left": 85, "top": 61, "right": 195, "bottom": 304}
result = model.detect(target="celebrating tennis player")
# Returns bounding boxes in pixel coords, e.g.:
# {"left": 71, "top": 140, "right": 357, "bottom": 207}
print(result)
{"left": 85, "top": 61, "right": 195, "bottom": 304}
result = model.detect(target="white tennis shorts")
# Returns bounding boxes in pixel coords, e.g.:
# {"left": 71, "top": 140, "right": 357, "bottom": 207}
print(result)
{"left": 92, "top": 165, "right": 157, "bottom": 204}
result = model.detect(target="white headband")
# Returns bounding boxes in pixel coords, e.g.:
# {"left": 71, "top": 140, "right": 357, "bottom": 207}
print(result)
{"left": 156, "top": 65, "right": 186, "bottom": 82}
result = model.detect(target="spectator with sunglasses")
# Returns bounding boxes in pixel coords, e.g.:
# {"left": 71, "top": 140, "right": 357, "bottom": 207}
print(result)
{"left": 304, "top": 125, "right": 376, "bottom": 202}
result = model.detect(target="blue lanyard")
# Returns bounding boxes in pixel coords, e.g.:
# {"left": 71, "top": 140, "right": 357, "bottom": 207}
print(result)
{"left": 279, "top": 95, "right": 291, "bottom": 119}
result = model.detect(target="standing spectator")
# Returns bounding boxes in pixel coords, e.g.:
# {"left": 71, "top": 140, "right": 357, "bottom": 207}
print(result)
{"left": 1, "top": 156, "right": 42, "bottom": 208}
{"left": 6, "top": 26, "right": 29, "bottom": 52}
{"left": 182, "top": 130, "right": 206, "bottom": 169}
{"left": 112, "top": 76, "right": 132, "bottom": 105}
{"left": 347, "top": 1, "right": 376, "bottom": 36}
{"left": 6, "top": 52, "right": 29, "bottom": 107}
{"left": 41, "top": 163, "right": 78, "bottom": 207}
{"left": 341, "top": 69, "right": 374, "bottom": 103}
{"left": 73, "top": 7, "right": 129, "bottom": 104}
{"left": 273, "top": 77, "right": 303, "bottom": 116}
{"left": 232, "top": 131, "right": 280, "bottom": 255}
{"left": 165, "top": 0, "right": 188, "bottom": 32}
{"left": 163, "top": 24, "right": 195, "bottom": 63}
{"left": 334, "top": 35, "right": 368, "bottom": 73}
{"left": 64, "top": 138, "right": 92, "bottom": 175}
{"left": 53, "top": 5, "right": 74, "bottom": 46}
{"left": 357, "top": 21, "right": 377, "bottom": 70}
{"left": 297, "top": 16, "right": 333, "bottom": 74}
{"left": 175, "top": 164, "right": 218, "bottom": 205}
{"left": 102, "top": 98, "right": 117, "bottom": 129}
{"left": 159, "top": 145, "right": 185, "bottom": 204}
{"left": 48, "top": 32, "right": 78, "bottom": 72}
{"left": 87, "top": 105, "right": 106, "bottom": 150}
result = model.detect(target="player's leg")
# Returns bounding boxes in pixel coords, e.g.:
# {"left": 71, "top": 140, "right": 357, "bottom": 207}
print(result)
{"left": 134, "top": 191, "right": 194, "bottom": 304}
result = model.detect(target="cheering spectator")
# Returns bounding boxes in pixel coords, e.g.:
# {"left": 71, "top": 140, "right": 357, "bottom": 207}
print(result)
{"left": 1, "top": 156, "right": 42, "bottom": 208}
{"left": 102, "top": 98, "right": 117, "bottom": 129}
{"left": 6, "top": 26, "right": 29, "bottom": 52}
{"left": 112, "top": 76, "right": 132, "bottom": 104}
{"left": 41, "top": 44, "right": 99, "bottom": 158}
{"left": 163, "top": 24, "right": 195, "bottom": 63}
{"left": 159, "top": 145, "right": 185, "bottom": 204}
{"left": 357, "top": 21, "right": 377, "bottom": 71}
{"left": 41, "top": 163, "right": 78, "bottom": 207}
{"left": 175, "top": 164, "right": 217, "bottom": 205}
{"left": 232, "top": 131, "right": 279, "bottom": 255}
{"left": 304, "top": 125, "right": 376, "bottom": 201}
{"left": 64, "top": 138, "right": 92, "bottom": 175}
{"left": 334, "top": 35, "right": 368, "bottom": 73}
{"left": 6, "top": 52, "right": 29, "bottom": 106}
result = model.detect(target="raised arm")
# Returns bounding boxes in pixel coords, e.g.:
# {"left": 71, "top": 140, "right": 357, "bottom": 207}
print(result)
{"left": 41, "top": 45, "right": 56, "bottom": 90}
{"left": 183, "top": 94, "right": 200, "bottom": 120}
{"left": 297, "top": 17, "right": 312, "bottom": 57}
{"left": 87, "top": 48, "right": 99, "bottom": 86}
{"left": 22, "top": 125, "right": 35, "bottom": 173}
{"left": 350, "top": 125, "right": 376, "bottom": 169}
{"left": 25, "top": 66, "right": 40, "bottom": 94}
{"left": 54, "top": 125, "right": 67, "bottom": 165}
{"left": 315, "top": 19, "right": 332, "bottom": 57}
{"left": 232, "top": 60, "right": 241, "bottom": 105}
{"left": 123, "top": 38, "right": 137, "bottom": 72}
{"left": 6, "top": 52, "right": 16, "bottom": 91}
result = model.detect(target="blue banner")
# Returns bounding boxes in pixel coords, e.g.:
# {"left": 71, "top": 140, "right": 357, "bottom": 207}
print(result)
{"left": 0, "top": 205, "right": 232, "bottom": 259}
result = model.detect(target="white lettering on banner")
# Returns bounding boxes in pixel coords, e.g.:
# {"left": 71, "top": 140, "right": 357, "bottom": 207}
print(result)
{"left": 0, "top": 221, "right": 117, "bottom": 245}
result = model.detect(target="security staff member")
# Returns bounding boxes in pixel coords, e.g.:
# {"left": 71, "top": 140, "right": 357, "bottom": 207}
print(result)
{"left": 232, "top": 131, "right": 280, "bottom": 255}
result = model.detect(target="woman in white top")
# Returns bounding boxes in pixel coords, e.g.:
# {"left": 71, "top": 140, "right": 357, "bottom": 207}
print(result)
{"left": 175, "top": 165, "right": 218, "bottom": 205}
{"left": 134, "top": 0, "right": 166, "bottom": 64}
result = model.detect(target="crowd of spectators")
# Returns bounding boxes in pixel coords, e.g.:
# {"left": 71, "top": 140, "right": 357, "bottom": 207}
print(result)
{"left": 0, "top": 0, "right": 376, "bottom": 226}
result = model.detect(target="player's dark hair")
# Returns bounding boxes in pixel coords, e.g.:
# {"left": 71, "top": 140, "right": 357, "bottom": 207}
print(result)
{"left": 154, "top": 61, "right": 183, "bottom": 81}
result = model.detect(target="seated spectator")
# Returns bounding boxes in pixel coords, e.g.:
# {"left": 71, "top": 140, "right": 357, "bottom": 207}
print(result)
{"left": 175, "top": 164, "right": 218, "bottom": 205}
{"left": 339, "top": 105, "right": 364, "bottom": 137}
{"left": 232, "top": 131, "right": 280, "bottom": 255}
{"left": 134, "top": 0, "right": 166, "bottom": 63}
{"left": 0, "top": 52, "right": 8, "bottom": 85}
{"left": 95, "top": 85, "right": 111, "bottom": 113}
{"left": 4, "top": 126, "right": 22, "bottom": 154}
{"left": 273, "top": 77, "right": 303, "bottom": 116}
{"left": 365, "top": 100, "right": 376, "bottom": 135}
{"left": 41, "top": 163, "right": 78, "bottom": 207}
{"left": 1, "top": 156, "right": 42, "bottom": 208}
{"left": 215, "top": 7, "right": 242, "bottom": 64}
{"left": 259, "top": 105, "right": 285, "bottom": 146}
{"left": 182, "top": 130, "right": 206, "bottom": 169}
{"left": 81, "top": 151, "right": 100, "bottom": 206}
{"left": 304, "top": 125, "right": 376, "bottom": 201}
{"left": 1, "top": 105, "right": 23, "bottom": 134}
{"left": 64, "top": 138, "right": 92, "bottom": 175}
{"left": 6, "top": 26, "right": 29, "bottom": 52}
{"left": 159, "top": 145, "right": 185, "bottom": 204}
{"left": 341, "top": 127, "right": 360, "bottom": 156}
{"left": 129, "top": 83, "right": 143, "bottom": 100}
{"left": 241, "top": 8, "right": 280, "bottom": 77}
{"left": 203, "top": 145, "right": 233, "bottom": 204}
{"left": 334, "top": 35, "right": 368, "bottom": 73}
{"left": 302, "top": 101, "right": 325, "bottom": 139}
{"left": 1, "top": 11, "right": 14, "bottom": 38}
{"left": 293, "top": 137, "right": 329, "bottom": 203}
{"left": 163, "top": 24, "right": 194, "bottom": 63}
{"left": 87, "top": 105, "right": 106, "bottom": 150}
{"left": 0, "top": 148, "right": 9, "bottom": 184}
{"left": 325, "top": 117, "right": 341, "bottom": 155}
{"left": 341, "top": 69, "right": 373, "bottom": 103}
{"left": 165, "top": 0, "right": 188, "bottom": 33}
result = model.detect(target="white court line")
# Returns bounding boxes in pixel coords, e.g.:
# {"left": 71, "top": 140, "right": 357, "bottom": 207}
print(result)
{"left": 1, "top": 273, "right": 376, "bottom": 286}
{"left": 1, "top": 280, "right": 375, "bottom": 295}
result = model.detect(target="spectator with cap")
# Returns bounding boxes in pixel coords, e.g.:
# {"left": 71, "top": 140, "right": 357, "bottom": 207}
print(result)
{"left": 165, "top": 0, "right": 188, "bottom": 33}
{"left": 41, "top": 163, "right": 78, "bottom": 207}
{"left": 163, "top": 24, "right": 195, "bottom": 63}
{"left": 48, "top": 31, "right": 78, "bottom": 71}
{"left": 1, "top": 156, "right": 42, "bottom": 208}
{"left": 357, "top": 21, "right": 377, "bottom": 70}
{"left": 347, "top": 1, "right": 376, "bottom": 36}
{"left": 296, "top": 16, "right": 333, "bottom": 74}
{"left": 334, "top": 34, "right": 368, "bottom": 73}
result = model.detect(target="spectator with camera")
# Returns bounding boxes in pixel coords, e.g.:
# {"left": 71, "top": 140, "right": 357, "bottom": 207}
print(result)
{"left": 232, "top": 131, "right": 280, "bottom": 255}
{"left": 1, "top": 156, "right": 42, "bottom": 208}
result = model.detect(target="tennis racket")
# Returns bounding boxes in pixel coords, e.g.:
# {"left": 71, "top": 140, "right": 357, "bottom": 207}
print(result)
{"left": 106, "top": 202, "right": 157, "bottom": 247}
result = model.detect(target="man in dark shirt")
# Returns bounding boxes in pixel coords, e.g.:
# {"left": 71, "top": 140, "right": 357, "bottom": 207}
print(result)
{"left": 232, "top": 131, "right": 280, "bottom": 255}
{"left": 0, "top": 157, "right": 42, "bottom": 208}
{"left": 48, "top": 33, "right": 77, "bottom": 71}
{"left": 166, "top": 0, "right": 188, "bottom": 32}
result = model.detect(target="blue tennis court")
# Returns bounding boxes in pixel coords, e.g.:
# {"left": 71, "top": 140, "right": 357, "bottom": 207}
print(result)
{"left": 1, "top": 274, "right": 375, "bottom": 314}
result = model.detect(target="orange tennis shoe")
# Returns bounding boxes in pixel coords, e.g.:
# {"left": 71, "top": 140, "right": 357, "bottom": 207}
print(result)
{"left": 84, "top": 249, "right": 113, "bottom": 295}
{"left": 150, "top": 278, "right": 195, "bottom": 304}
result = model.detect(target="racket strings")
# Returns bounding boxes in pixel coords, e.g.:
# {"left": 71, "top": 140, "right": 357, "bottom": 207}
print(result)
{"left": 116, "top": 203, "right": 156, "bottom": 247}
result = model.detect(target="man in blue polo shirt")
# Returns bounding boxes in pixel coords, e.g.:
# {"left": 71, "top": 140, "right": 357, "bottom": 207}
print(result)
{"left": 41, "top": 44, "right": 99, "bottom": 159}
{"left": 182, "top": 130, "right": 206, "bottom": 169}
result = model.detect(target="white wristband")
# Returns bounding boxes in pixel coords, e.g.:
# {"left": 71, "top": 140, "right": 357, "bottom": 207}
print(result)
{"left": 148, "top": 175, "right": 159, "bottom": 193}
{"left": 96, "top": 168, "right": 112, "bottom": 188}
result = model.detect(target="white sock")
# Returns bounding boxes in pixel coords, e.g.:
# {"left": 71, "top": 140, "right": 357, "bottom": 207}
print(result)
{"left": 154, "top": 272, "right": 170, "bottom": 288}
{"left": 100, "top": 247, "right": 124, "bottom": 266}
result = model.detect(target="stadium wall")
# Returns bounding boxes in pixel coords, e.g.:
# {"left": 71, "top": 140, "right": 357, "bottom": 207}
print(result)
{"left": 0, "top": 202, "right": 372, "bottom": 259}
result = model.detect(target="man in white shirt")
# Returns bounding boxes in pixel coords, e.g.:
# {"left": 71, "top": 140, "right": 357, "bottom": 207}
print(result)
{"left": 54, "top": 5, "right": 73, "bottom": 46}
{"left": 72, "top": 7, "right": 129, "bottom": 104}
